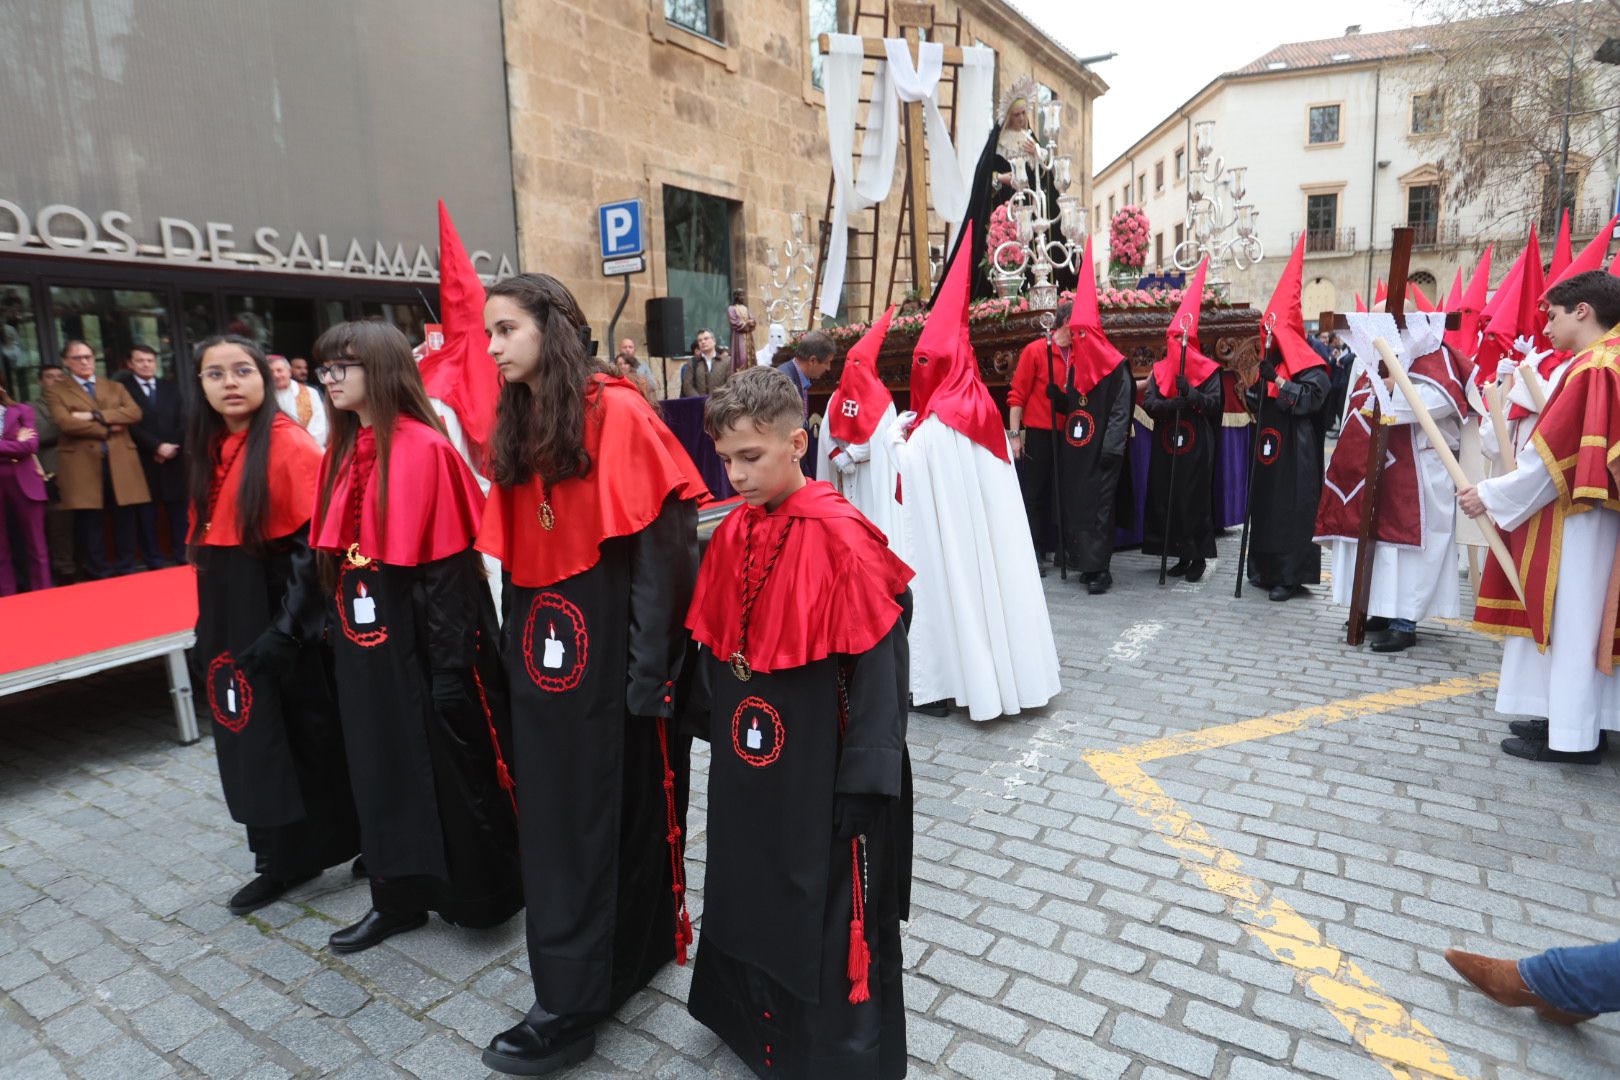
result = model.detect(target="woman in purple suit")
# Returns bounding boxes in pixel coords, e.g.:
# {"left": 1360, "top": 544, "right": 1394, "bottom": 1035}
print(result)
{"left": 0, "top": 376, "right": 51, "bottom": 594}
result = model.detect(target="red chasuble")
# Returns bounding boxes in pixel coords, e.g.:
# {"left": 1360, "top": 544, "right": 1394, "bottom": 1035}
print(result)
{"left": 1475, "top": 334, "right": 1620, "bottom": 661}
{"left": 195, "top": 414, "right": 323, "bottom": 546}
{"left": 686, "top": 481, "right": 914, "bottom": 675}
{"left": 477, "top": 375, "right": 709, "bottom": 588}
{"left": 310, "top": 415, "right": 484, "bottom": 564}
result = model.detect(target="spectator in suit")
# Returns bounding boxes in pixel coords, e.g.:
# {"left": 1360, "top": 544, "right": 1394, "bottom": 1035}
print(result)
{"left": 115, "top": 344, "right": 186, "bottom": 567}
{"left": 268, "top": 355, "right": 328, "bottom": 449}
{"left": 26, "top": 364, "right": 75, "bottom": 581}
{"left": 0, "top": 374, "right": 50, "bottom": 594}
{"left": 44, "top": 339, "right": 150, "bottom": 578}
{"left": 776, "top": 329, "right": 836, "bottom": 423}
{"left": 678, "top": 329, "right": 728, "bottom": 397}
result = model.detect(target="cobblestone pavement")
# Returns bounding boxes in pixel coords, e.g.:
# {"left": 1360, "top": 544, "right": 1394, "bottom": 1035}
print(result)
{"left": 5, "top": 531, "right": 1620, "bottom": 1079}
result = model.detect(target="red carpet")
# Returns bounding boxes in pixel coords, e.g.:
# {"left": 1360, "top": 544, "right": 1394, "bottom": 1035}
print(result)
{"left": 0, "top": 567, "right": 196, "bottom": 676}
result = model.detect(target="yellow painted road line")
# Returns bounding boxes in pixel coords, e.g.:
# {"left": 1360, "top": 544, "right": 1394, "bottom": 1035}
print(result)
{"left": 1082, "top": 673, "right": 1504, "bottom": 1080}
{"left": 1087, "top": 751, "right": 1473, "bottom": 1080}
{"left": 1110, "top": 673, "right": 1499, "bottom": 764}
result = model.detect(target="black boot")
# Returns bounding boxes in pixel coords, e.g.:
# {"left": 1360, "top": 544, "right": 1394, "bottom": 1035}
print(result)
{"left": 1268, "top": 584, "right": 1297, "bottom": 602}
{"left": 1087, "top": 571, "right": 1112, "bottom": 595}
{"left": 1166, "top": 559, "right": 1190, "bottom": 577}
{"left": 1184, "top": 558, "right": 1207, "bottom": 583}
{"left": 328, "top": 909, "right": 428, "bottom": 954}
{"left": 1500, "top": 735, "right": 1604, "bottom": 765}
{"left": 228, "top": 873, "right": 316, "bottom": 916}
{"left": 1369, "top": 629, "right": 1417, "bottom": 653}
{"left": 1508, "top": 718, "right": 1548, "bottom": 741}
{"left": 483, "top": 1017, "right": 597, "bottom": 1076}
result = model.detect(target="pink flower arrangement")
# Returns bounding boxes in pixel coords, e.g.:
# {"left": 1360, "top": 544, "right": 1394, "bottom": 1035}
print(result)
{"left": 1108, "top": 205, "right": 1151, "bottom": 273}
{"left": 983, "top": 203, "right": 1027, "bottom": 273}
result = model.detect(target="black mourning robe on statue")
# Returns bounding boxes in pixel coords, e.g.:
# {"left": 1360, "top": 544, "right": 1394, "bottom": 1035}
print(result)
{"left": 194, "top": 527, "right": 360, "bottom": 881}
{"left": 1142, "top": 371, "right": 1222, "bottom": 561}
{"left": 1245, "top": 366, "right": 1331, "bottom": 588}
{"left": 1057, "top": 361, "right": 1133, "bottom": 574}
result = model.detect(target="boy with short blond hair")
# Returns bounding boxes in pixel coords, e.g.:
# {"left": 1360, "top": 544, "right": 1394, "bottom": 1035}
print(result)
{"left": 684, "top": 366, "right": 913, "bottom": 1079}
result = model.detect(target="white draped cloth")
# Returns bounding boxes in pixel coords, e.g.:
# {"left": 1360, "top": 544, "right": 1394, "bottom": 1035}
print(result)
{"left": 897, "top": 418, "right": 1060, "bottom": 721}
{"left": 1325, "top": 379, "right": 1462, "bottom": 622}
{"left": 1478, "top": 449, "right": 1620, "bottom": 751}
{"left": 814, "top": 404, "right": 908, "bottom": 564}
{"left": 819, "top": 34, "right": 994, "bottom": 318}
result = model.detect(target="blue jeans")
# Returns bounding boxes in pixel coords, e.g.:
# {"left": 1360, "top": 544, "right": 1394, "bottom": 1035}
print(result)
{"left": 1520, "top": 939, "right": 1620, "bottom": 1014}
{"left": 1389, "top": 618, "right": 1417, "bottom": 634}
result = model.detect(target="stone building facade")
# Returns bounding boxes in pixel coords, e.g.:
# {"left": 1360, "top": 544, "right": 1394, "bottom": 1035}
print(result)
{"left": 502, "top": 0, "right": 1106, "bottom": 374}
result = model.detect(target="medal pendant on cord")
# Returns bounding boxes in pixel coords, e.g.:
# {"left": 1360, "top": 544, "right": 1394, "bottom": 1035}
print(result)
{"left": 729, "top": 651, "right": 752, "bottom": 682}
{"left": 345, "top": 542, "right": 372, "bottom": 568}
{"left": 537, "top": 501, "right": 555, "bottom": 530}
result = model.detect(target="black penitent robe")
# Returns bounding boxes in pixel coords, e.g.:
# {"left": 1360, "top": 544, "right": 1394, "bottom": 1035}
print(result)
{"left": 1246, "top": 367, "right": 1331, "bottom": 588}
{"left": 1057, "top": 362, "right": 1134, "bottom": 574}
{"left": 685, "top": 610, "right": 912, "bottom": 1080}
{"left": 193, "top": 526, "right": 360, "bottom": 881}
{"left": 1142, "top": 371, "right": 1222, "bottom": 561}
{"left": 502, "top": 496, "right": 698, "bottom": 1020}
{"left": 329, "top": 546, "right": 522, "bottom": 927}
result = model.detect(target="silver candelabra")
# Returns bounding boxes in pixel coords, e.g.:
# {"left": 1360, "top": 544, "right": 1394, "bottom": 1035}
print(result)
{"left": 989, "top": 94, "right": 1087, "bottom": 311}
{"left": 1172, "top": 120, "right": 1262, "bottom": 280}
{"left": 761, "top": 212, "right": 818, "bottom": 332}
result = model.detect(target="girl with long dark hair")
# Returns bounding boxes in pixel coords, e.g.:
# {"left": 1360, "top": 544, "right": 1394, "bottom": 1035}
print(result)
{"left": 185, "top": 334, "right": 360, "bottom": 916}
{"left": 476, "top": 273, "right": 708, "bottom": 1075}
{"left": 308, "top": 320, "right": 521, "bottom": 953}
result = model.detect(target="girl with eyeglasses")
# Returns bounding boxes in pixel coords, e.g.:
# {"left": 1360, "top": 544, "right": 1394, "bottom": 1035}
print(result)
{"left": 475, "top": 274, "right": 708, "bottom": 1075}
{"left": 308, "top": 320, "right": 521, "bottom": 954}
{"left": 185, "top": 334, "right": 361, "bottom": 917}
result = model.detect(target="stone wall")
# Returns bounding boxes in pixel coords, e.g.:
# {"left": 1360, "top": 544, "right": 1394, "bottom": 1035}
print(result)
{"left": 502, "top": 0, "right": 1104, "bottom": 371}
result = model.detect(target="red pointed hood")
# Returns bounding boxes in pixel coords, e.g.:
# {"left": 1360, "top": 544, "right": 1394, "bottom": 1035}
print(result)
{"left": 827, "top": 306, "right": 896, "bottom": 445}
{"left": 1448, "top": 245, "right": 1492, "bottom": 361}
{"left": 1443, "top": 268, "right": 1464, "bottom": 312}
{"left": 1549, "top": 209, "right": 1573, "bottom": 282}
{"left": 1152, "top": 257, "right": 1219, "bottom": 398}
{"left": 911, "top": 224, "right": 1010, "bottom": 461}
{"left": 1354, "top": 292, "right": 1367, "bottom": 313}
{"left": 1546, "top": 214, "right": 1618, "bottom": 294}
{"left": 1374, "top": 280, "right": 1387, "bottom": 306}
{"left": 1259, "top": 235, "right": 1324, "bottom": 394}
{"left": 418, "top": 200, "right": 502, "bottom": 464}
{"left": 1484, "top": 230, "right": 1546, "bottom": 350}
{"left": 1068, "top": 237, "right": 1125, "bottom": 395}
{"left": 1409, "top": 282, "right": 1435, "bottom": 312}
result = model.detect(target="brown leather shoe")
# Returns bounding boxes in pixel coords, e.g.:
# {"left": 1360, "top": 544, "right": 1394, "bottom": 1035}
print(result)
{"left": 1444, "top": 948, "right": 1596, "bottom": 1025}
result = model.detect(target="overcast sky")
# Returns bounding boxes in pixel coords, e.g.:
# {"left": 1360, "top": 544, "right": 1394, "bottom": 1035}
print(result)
{"left": 1018, "top": 0, "right": 1429, "bottom": 167}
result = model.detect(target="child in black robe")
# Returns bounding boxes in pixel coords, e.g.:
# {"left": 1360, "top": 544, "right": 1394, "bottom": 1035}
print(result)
{"left": 684, "top": 366, "right": 914, "bottom": 1080}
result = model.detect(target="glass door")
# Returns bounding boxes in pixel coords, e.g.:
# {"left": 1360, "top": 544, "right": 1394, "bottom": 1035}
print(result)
{"left": 0, "top": 284, "right": 44, "bottom": 402}
{"left": 49, "top": 286, "right": 175, "bottom": 378}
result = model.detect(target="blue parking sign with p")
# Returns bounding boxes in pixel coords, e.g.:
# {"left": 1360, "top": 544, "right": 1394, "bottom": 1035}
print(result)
{"left": 598, "top": 200, "right": 643, "bottom": 259}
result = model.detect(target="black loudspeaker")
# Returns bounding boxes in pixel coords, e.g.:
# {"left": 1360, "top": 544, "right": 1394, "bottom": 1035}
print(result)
{"left": 645, "top": 297, "right": 685, "bottom": 357}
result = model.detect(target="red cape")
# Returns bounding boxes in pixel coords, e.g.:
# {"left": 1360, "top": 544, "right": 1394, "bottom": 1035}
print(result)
{"left": 686, "top": 481, "right": 914, "bottom": 674}
{"left": 310, "top": 415, "right": 485, "bottom": 565}
{"left": 478, "top": 375, "right": 709, "bottom": 587}
{"left": 196, "top": 414, "right": 323, "bottom": 546}
{"left": 1152, "top": 341, "right": 1220, "bottom": 399}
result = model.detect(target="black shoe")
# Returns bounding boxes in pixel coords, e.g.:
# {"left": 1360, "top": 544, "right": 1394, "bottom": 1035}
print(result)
{"left": 482, "top": 1021, "right": 596, "bottom": 1076}
{"left": 1369, "top": 629, "right": 1417, "bottom": 653}
{"left": 1343, "top": 616, "right": 1392, "bottom": 632}
{"left": 911, "top": 700, "right": 950, "bottom": 717}
{"left": 228, "top": 873, "right": 316, "bottom": 916}
{"left": 350, "top": 856, "right": 367, "bottom": 879}
{"left": 1038, "top": 563, "right": 1049, "bottom": 578}
{"left": 328, "top": 909, "right": 428, "bottom": 954}
{"left": 1078, "top": 571, "right": 1098, "bottom": 584}
{"left": 1268, "top": 584, "right": 1297, "bottom": 602}
{"left": 1087, "top": 572, "right": 1112, "bottom": 595}
{"left": 1184, "top": 559, "right": 1207, "bottom": 583}
{"left": 1167, "top": 559, "right": 1190, "bottom": 577}
{"left": 1500, "top": 736, "right": 1604, "bottom": 764}
{"left": 1508, "top": 719, "right": 1549, "bottom": 741}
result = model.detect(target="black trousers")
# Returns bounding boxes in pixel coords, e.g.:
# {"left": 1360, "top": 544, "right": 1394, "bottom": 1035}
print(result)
{"left": 73, "top": 458, "right": 140, "bottom": 578}
{"left": 1019, "top": 428, "right": 1057, "bottom": 557}
{"left": 136, "top": 496, "right": 189, "bottom": 567}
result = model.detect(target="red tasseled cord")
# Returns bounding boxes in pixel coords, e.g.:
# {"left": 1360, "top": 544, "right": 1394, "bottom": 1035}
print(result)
{"left": 472, "top": 662, "right": 519, "bottom": 822}
{"left": 657, "top": 717, "right": 693, "bottom": 965}
{"left": 847, "top": 839, "right": 871, "bottom": 1004}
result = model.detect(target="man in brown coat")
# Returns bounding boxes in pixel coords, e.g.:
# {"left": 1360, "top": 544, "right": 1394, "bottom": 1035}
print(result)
{"left": 678, "top": 329, "right": 730, "bottom": 397}
{"left": 45, "top": 339, "right": 150, "bottom": 578}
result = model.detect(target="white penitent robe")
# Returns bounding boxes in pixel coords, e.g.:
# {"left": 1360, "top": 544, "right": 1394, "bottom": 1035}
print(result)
{"left": 274, "top": 382, "right": 327, "bottom": 449}
{"left": 814, "top": 403, "right": 907, "bottom": 562}
{"left": 1478, "top": 359, "right": 1574, "bottom": 466}
{"left": 1327, "top": 381, "right": 1462, "bottom": 622}
{"left": 897, "top": 417, "right": 1060, "bottom": 721}
{"left": 1478, "top": 450, "right": 1620, "bottom": 751}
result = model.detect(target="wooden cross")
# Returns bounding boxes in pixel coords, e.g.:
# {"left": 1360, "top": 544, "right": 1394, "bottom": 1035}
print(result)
{"left": 1317, "top": 227, "right": 1457, "bottom": 646}
{"left": 818, "top": 1, "right": 958, "bottom": 297}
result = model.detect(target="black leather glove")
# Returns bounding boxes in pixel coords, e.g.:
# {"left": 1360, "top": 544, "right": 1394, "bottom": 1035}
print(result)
{"left": 833, "top": 793, "right": 889, "bottom": 840}
{"left": 1045, "top": 381, "right": 1072, "bottom": 411}
{"left": 236, "top": 627, "right": 300, "bottom": 685}
{"left": 1176, "top": 375, "right": 1192, "bottom": 398}
{"left": 1258, "top": 357, "right": 1278, "bottom": 384}
{"left": 431, "top": 668, "right": 479, "bottom": 718}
